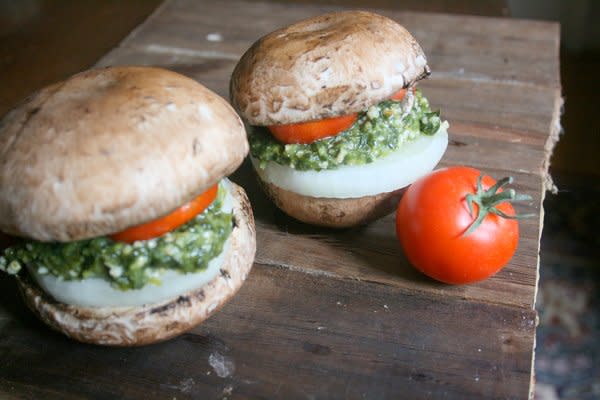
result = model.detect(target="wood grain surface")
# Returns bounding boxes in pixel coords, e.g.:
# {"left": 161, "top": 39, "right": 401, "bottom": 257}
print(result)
{"left": 0, "top": 0, "right": 561, "bottom": 399}
{"left": 1, "top": 266, "right": 535, "bottom": 400}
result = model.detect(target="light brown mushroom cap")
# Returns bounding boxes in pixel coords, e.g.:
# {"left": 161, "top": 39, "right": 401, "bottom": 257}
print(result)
{"left": 230, "top": 10, "right": 429, "bottom": 126}
{"left": 259, "top": 177, "right": 405, "bottom": 228}
{"left": 0, "top": 66, "right": 248, "bottom": 241}
{"left": 17, "top": 182, "right": 256, "bottom": 346}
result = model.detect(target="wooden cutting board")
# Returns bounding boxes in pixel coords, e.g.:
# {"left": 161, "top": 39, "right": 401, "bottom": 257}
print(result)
{"left": 0, "top": 1, "right": 561, "bottom": 399}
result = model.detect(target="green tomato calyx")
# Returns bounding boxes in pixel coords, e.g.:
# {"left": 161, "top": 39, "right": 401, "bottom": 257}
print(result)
{"left": 463, "top": 175, "right": 533, "bottom": 236}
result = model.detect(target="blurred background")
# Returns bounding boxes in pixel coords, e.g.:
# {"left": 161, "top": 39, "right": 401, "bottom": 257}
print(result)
{"left": 0, "top": 1, "right": 598, "bottom": 399}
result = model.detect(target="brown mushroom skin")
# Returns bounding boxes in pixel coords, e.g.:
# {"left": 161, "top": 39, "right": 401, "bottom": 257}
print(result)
{"left": 259, "top": 177, "right": 405, "bottom": 228}
{"left": 230, "top": 11, "right": 429, "bottom": 126}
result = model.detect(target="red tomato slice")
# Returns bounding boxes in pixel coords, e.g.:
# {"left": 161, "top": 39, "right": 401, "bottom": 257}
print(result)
{"left": 390, "top": 88, "right": 408, "bottom": 101}
{"left": 390, "top": 87, "right": 417, "bottom": 102}
{"left": 268, "top": 113, "right": 357, "bottom": 144}
{"left": 110, "top": 184, "right": 219, "bottom": 243}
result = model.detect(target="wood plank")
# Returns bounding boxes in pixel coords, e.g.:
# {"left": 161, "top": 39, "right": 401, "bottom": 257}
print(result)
{"left": 247, "top": 0, "right": 511, "bottom": 18}
{"left": 0, "top": 266, "right": 536, "bottom": 400}
{"left": 392, "top": 11, "right": 559, "bottom": 85}
{"left": 99, "top": 0, "right": 559, "bottom": 88}
{"left": 420, "top": 79, "right": 560, "bottom": 137}
{"left": 443, "top": 131, "right": 547, "bottom": 175}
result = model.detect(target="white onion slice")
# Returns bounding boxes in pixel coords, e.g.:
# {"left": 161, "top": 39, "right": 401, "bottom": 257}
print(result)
{"left": 252, "top": 122, "right": 448, "bottom": 198}
{"left": 27, "top": 179, "right": 235, "bottom": 308}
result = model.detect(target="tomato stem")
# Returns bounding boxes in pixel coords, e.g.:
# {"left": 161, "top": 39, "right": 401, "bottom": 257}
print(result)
{"left": 463, "top": 175, "right": 534, "bottom": 236}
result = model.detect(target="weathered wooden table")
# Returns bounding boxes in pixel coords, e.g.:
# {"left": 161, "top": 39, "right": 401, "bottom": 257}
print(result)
{"left": 0, "top": 1, "right": 561, "bottom": 398}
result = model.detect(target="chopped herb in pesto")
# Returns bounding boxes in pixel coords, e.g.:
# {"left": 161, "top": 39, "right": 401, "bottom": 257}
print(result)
{"left": 1, "top": 183, "right": 233, "bottom": 291}
{"left": 420, "top": 110, "right": 442, "bottom": 136}
{"left": 249, "top": 89, "right": 442, "bottom": 171}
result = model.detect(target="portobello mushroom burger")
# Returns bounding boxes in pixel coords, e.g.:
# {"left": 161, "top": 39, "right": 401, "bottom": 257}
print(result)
{"left": 0, "top": 66, "right": 256, "bottom": 346}
{"left": 230, "top": 11, "right": 448, "bottom": 227}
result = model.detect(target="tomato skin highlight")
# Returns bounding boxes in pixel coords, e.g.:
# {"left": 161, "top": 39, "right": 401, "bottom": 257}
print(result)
{"left": 268, "top": 113, "right": 357, "bottom": 144}
{"left": 110, "top": 184, "right": 219, "bottom": 243}
{"left": 395, "top": 167, "right": 519, "bottom": 284}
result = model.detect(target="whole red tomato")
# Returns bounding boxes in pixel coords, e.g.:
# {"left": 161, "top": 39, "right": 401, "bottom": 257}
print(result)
{"left": 396, "top": 166, "right": 526, "bottom": 284}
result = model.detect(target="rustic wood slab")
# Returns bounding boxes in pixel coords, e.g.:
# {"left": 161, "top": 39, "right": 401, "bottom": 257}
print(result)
{"left": 0, "top": 0, "right": 561, "bottom": 399}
